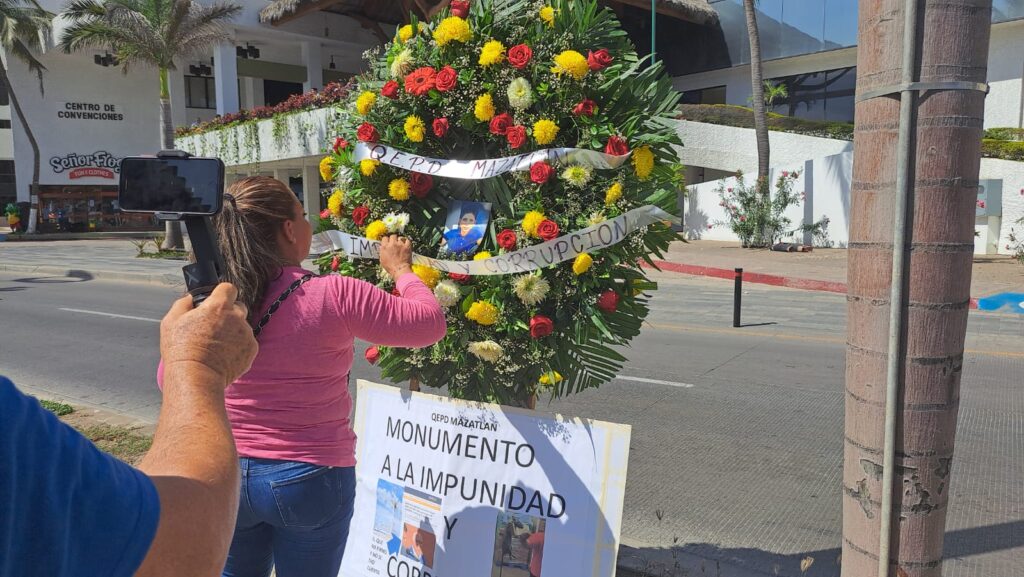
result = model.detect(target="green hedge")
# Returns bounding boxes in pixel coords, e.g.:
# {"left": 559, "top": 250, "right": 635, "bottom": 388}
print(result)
{"left": 985, "top": 127, "right": 1024, "bottom": 141}
{"left": 678, "top": 104, "right": 855, "bottom": 141}
{"left": 680, "top": 106, "right": 1024, "bottom": 162}
{"left": 982, "top": 139, "right": 1024, "bottom": 161}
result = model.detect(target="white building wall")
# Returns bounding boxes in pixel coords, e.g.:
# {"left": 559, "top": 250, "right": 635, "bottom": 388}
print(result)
{"left": 985, "top": 20, "right": 1024, "bottom": 129}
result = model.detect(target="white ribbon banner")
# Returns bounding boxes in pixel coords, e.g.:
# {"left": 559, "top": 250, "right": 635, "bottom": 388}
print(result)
{"left": 311, "top": 205, "right": 673, "bottom": 276}
{"left": 353, "top": 142, "right": 631, "bottom": 179}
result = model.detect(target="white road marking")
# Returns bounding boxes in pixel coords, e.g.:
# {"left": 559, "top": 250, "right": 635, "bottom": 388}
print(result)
{"left": 59, "top": 308, "right": 161, "bottom": 323}
{"left": 617, "top": 375, "right": 694, "bottom": 388}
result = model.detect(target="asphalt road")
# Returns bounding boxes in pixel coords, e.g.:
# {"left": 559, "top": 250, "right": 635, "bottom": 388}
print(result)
{"left": 1, "top": 269, "right": 1020, "bottom": 577}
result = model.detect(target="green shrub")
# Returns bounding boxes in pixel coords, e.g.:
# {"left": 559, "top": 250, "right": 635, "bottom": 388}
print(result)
{"left": 679, "top": 104, "right": 854, "bottom": 141}
{"left": 984, "top": 127, "right": 1024, "bottom": 141}
{"left": 981, "top": 139, "right": 1024, "bottom": 161}
{"left": 39, "top": 399, "right": 74, "bottom": 416}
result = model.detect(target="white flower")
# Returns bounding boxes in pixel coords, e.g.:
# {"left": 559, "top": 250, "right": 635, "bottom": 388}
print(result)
{"left": 587, "top": 211, "right": 607, "bottom": 226}
{"left": 382, "top": 212, "right": 410, "bottom": 233}
{"left": 507, "top": 77, "right": 534, "bottom": 111}
{"left": 390, "top": 48, "right": 415, "bottom": 78}
{"left": 468, "top": 340, "right": 504, "bottom": 363}
{"left": 512, "top": 274, "right": 550, "bottom": 306}
{"left": 433, "top": 280, "right": 461, "bottom": 307}
{"left": 561, "top": 165, "right": 592, "bottom": 188}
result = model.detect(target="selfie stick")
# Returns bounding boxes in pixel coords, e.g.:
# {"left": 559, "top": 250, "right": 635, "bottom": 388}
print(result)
{"left": 155, "top": 150, "right": 226, "bottom": 307}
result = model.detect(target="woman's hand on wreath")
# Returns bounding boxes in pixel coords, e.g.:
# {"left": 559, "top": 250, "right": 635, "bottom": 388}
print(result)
{"left": 380, "top": 234, "right": 414, "bottom": 279}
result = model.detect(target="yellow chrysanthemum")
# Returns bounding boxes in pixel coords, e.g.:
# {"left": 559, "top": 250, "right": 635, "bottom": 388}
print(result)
{"left": 532, "top": 119, "right": 559, "bottom": 145}
{"left": 360, "top": 159, "right": 380, "bottom": 177}
{"left": 521, "top": 210, "right": 545, "bottom": 238}
{"left": 433, "top": 16, "right": 472, "bottom": 47}
{"left": 397, "top": 24, "right": 415, "bottom": 43}
{"left": 327, "top": 189, "right": 344, "bottom": 217}
{"left": 474, "top": 93, "right": 495, "bottom": 122}
{"left": 539, "top": 371, "right": 563, "bottom": 386}
{"left": 632, "top": 145, "right": 655, "bottom": 181}
{"left": 551, "top": 50, "right": 588, "bottom": 80}
{"left": 319, "top": 156, "right": 335, "bottom": 181}
{"left": 365, "top": 220, "right": 388, "bottom": 241}
{"left": 389, "top": 178, "right": 411, "bottom": 201}
{"left": 573, "top": 253, "right": 593, "bottom": 275}
{"left": 404, "top": 115, "right": 426, "bottom": 143}
{"left": 466, "top": 301, "right": 499, "bottom": 326}
{"left": 539, "top": 6, "right": 555, "bottom": 26}
{"left": 356, "top": 91, "right": 376, "bottom": 116}
{"left": 412, "top": 264, "right": 442, "bottom": 289}
{"left": 474, "top": 251, "right": 492, "bottom": 261}
{"left": 605, "top": 181, "right": 623, "bottom": 206}
{"left": 479, "top": 40, "right": 506, "bottom": 67}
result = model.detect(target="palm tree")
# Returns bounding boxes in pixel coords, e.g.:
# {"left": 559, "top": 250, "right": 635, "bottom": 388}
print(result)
{"left": 743, "top": 0, "right": 769, "bottom": 183}
{"left": 59, "top": 0, "right": 240, "bottom": 248}
{"left": 0, "top": 0, "right": 53, "bottom": 233}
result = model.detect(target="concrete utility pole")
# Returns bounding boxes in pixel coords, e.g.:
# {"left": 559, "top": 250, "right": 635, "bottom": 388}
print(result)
{"left": 843, "top": 0, "right": 992, "bottom": 576}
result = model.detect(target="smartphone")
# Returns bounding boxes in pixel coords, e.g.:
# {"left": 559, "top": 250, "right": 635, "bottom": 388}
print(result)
{"left": 118, "top": 156, "right": 225, "bottom": 216}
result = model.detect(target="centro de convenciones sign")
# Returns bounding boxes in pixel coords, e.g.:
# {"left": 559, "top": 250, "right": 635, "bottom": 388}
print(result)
{"left": 50, "top": 151, "right": 123, "bottom": 180}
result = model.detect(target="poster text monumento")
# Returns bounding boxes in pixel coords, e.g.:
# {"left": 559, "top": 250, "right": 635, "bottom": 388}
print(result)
{"left": 311, "top": 205, "right": 673, "bottom": 275}
{"left": 340, "top": 381, "right": 631, "bottom": 577}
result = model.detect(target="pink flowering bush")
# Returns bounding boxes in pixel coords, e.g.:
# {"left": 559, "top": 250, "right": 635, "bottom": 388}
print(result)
{"left": 714, "top": 171, "right": 804, "bottom": 247}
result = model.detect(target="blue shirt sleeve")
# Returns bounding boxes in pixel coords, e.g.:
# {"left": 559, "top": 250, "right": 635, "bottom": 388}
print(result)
{"left": 0, "top": 376, "right": 160, "bottom": 577}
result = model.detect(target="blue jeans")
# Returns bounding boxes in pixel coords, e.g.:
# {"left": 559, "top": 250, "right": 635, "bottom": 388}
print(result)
{"left": 222, "top": 458, "right": 356, "bottom": 577}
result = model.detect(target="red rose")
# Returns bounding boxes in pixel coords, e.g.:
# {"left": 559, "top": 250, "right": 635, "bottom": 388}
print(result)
{"left": 433, "top": 117, "right": 450, "bottom": 138}
{"left": 529, "top": 315, "right": 554, "bottom": 339}
{"left": 331, "top": 255, "right": 340, "bottom": 272}
{"left": 497, "top": 229, "right": 517, "bottom": 250}
{"left": 605, "top": 135, "right": 629, "bottom": 156}
{"left": 536, "top": 219, "right": 559, "bottom": 241}
{"left": 449, "top": 272, "right": 471, "bottom": 283}
{"left": 508, "top": 44, "right": 533, "bottom": 69}
{"left": 596, "top": 289, "right": 619, "bottom": 313}
{"left": 409, "top": 172, "right": 433, "bottom": 198}
{"left": 357, "top": 122, "right": 379, "bottom": 142}
{"left": 435, "top": 66, "right": 458, "bottom": 92}
{"left": 530, "top": 161, "right": 553, "bottom": 184}
{"left": 404, "top": 66, "right": 437, "bottom": 96}
{"left": 351, "top": 205, "right": 370, "bottom": 226}
{"left": 573, "top": 98, "right": 597, "bottom": 117}
{"left": 320, "top": 208, "right": 331, "bottom": 219}
{"left": 587, "top": 49, "right": 613, "bottom": 71}
{"left": 365, "top": 346, "right": 380, "bottom": 365}
{"left": 506, "top": 125, "right": 527, "bottom": 149}
{"left": 381, "top": 80, "right": 400, "bottom": 99}
{"left": 332, "top": 137, "right": 349, "bottom": 153}
{"left": 450, "top": 0, "right": 470, "bottom": 18}
{"left": 489, "top": 113, "right": 513, "bottom": 136}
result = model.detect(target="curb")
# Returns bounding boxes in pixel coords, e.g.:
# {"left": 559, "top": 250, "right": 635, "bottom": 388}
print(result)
{"left": 0, "top": 263, "right": 183, "bottom": 287}
{"left": 647, "top": 260, "right": 982, "bottom": 310}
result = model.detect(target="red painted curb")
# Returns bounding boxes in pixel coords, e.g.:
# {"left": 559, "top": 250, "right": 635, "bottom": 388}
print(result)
{"left": 645, "top": 260, "right": 981, "bottom": 310}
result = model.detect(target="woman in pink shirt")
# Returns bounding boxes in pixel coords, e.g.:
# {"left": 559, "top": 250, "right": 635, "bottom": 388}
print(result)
{"left": 173, "top": 176, "right": 446, "bottom": 577}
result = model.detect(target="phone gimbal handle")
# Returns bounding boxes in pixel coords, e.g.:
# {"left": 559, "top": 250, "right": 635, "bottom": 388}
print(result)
{"left": 183, "top": 216, "right": 224, "bottom": 307}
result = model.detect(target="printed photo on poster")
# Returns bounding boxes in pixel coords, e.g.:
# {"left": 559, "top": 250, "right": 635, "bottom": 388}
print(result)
{"left": 440, "top": 200, "right": 491, "bottom": 256}
{"left": 373, "top": 479, "right": 405, "bottom": 555}
{"left": 492, "top": 513, "right": 546, "bottom": 577}
{"left": 401, "top": 522, "right": 438, "bottom": 568}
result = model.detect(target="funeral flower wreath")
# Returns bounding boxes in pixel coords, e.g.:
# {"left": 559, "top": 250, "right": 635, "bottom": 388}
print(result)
{"left": 316, "top": 0, "right": 683, "bottom": 405}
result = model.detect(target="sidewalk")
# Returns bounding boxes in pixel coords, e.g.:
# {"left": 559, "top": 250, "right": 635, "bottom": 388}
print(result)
{"left": 2, "top": 238, "right": 1022, "bottom": 303}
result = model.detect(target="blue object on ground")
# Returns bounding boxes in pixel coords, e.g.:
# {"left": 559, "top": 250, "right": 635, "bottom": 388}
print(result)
{"left": 976, "top": 292, "right": 1024, "bottom": 313}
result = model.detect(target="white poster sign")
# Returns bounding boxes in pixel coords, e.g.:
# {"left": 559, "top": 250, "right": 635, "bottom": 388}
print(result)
{"left": 341, "top": 381, "right": 631, "bottom": 577}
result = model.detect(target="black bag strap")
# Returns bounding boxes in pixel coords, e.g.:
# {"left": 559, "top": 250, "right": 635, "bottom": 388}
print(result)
{"left": 253, "top": 273, "right": 315, "bottom": 337}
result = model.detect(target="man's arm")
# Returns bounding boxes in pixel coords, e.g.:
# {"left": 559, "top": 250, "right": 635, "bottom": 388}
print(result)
{"left": 134, "top": 284, "right": 257, "bottom": 577}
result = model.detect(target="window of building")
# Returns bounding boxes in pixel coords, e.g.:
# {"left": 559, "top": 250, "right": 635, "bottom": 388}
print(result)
{"left": 186, "top": 76, "right": 216, "bottom": 109}
{"left": 770, "top": 66, "right": 856, "bottom": 123}
{"left": 0, "top": 160, "right": 15, "bottom": 203}
{"left": 993, "top": 0, "right": 1024, "bottom": 23}
{"left": 681, "top": 85, "right": 727, "bottom": 105}
{"left": 264, "top": 80, "right": 305, "bottom": 107}
{"left": 0, "top": 73, "right": 9, "bottom": 106}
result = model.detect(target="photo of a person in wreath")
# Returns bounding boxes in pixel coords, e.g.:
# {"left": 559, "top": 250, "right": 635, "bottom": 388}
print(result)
{"left": 440, "top": 200, "right": 491, "bottom": 256}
